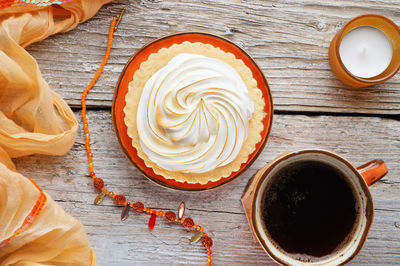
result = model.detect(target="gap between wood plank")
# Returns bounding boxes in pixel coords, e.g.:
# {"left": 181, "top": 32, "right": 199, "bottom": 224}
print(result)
{"left": 70, "top": 106, "right": 400, "bottom": 121}
{"left": 274, "top": 110, "right": 400, "bottom": 121}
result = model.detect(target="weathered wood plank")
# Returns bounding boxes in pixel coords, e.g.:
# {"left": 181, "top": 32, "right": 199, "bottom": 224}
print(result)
{"left": 26, "top": 0, "right": 400, "bottom": 114}
{"left": 14, "top": 111, "right": 400, "bottom": 265}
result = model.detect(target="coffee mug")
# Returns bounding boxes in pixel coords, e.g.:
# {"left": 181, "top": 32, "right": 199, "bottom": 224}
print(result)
{"left": 241, "top": 149, "right": 388, "bottom": 265}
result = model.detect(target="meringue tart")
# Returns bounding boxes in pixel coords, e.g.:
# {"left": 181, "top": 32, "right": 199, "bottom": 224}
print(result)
{"left": 123, "top": 41, "right": 265, "bottom": 184}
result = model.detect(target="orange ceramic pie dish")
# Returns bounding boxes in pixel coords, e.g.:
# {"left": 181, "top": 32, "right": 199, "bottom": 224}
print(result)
{"left": 112, "top": 32, "right": 273, "bottom": 191}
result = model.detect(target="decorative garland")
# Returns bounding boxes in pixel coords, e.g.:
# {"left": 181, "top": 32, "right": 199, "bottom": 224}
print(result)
{"left": 80, "top": 9, "right": 213, "bottom": 265}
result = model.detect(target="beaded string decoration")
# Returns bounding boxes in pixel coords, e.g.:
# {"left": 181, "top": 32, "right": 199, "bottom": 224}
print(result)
{"left": 81, "top": 9, "right": 213, "bottom": 265}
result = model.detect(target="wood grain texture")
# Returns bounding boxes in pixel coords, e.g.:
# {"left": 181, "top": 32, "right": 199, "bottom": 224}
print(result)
{"left": 26, "top": 0, "right": 400, "bottom": 114}
{"left": 16, "top": 1, "right": 400, "bottom": 265}
{"left": 14, "top": 111, "right": 400, "bottom": 265}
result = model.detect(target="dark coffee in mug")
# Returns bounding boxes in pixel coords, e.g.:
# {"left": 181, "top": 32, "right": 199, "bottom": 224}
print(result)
{"left": 261, "top": 160, "right": 358, "bottom": 257}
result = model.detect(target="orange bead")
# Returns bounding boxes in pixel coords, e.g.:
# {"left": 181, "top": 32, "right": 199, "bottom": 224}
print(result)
{"left": 93, "top": 178, "right": 104, "bottom": 190}
{"left": 114, "top": 194, "right": 126, "bottom": 205}
{"left": 132, "top": 201, "right": 144, "bottom": 213}
{"left": 201, "top": 236, "right": 213, "bottom": 249}
{"left": 183, "top": 217, "right": 195, "bottom": 229}
{"left": 164, "top": 211, "right": 176, "bottom": 223}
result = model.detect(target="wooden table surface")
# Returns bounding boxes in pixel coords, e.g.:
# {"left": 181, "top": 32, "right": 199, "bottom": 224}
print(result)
{"left": 16, "top": 0, "right": 399, "bottom": 265}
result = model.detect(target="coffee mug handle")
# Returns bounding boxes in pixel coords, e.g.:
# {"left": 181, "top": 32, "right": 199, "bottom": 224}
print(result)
{"left": 357, "top": 159, "right": 388, "bottom": 186}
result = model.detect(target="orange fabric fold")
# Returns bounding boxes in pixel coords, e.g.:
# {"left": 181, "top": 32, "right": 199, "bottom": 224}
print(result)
{"left": 0, "top": 178, "right": 47, "bottom": 249}
{"left": 0, "top": 1, "right": 112, "bottom": 265}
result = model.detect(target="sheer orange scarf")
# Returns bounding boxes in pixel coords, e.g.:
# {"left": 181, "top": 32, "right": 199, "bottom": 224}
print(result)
{"left": 0, "top": 1, "right": 112, "bottom": 265}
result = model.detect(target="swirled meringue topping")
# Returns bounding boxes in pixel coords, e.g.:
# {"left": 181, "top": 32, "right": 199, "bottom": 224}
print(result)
{"left": 136, "top": 53, "right": 254, "bottom": 173}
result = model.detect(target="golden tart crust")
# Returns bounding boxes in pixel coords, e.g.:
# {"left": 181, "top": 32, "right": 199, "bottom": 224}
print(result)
{"left": 124, "top": 41, "right": 265, "bottom": 184}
